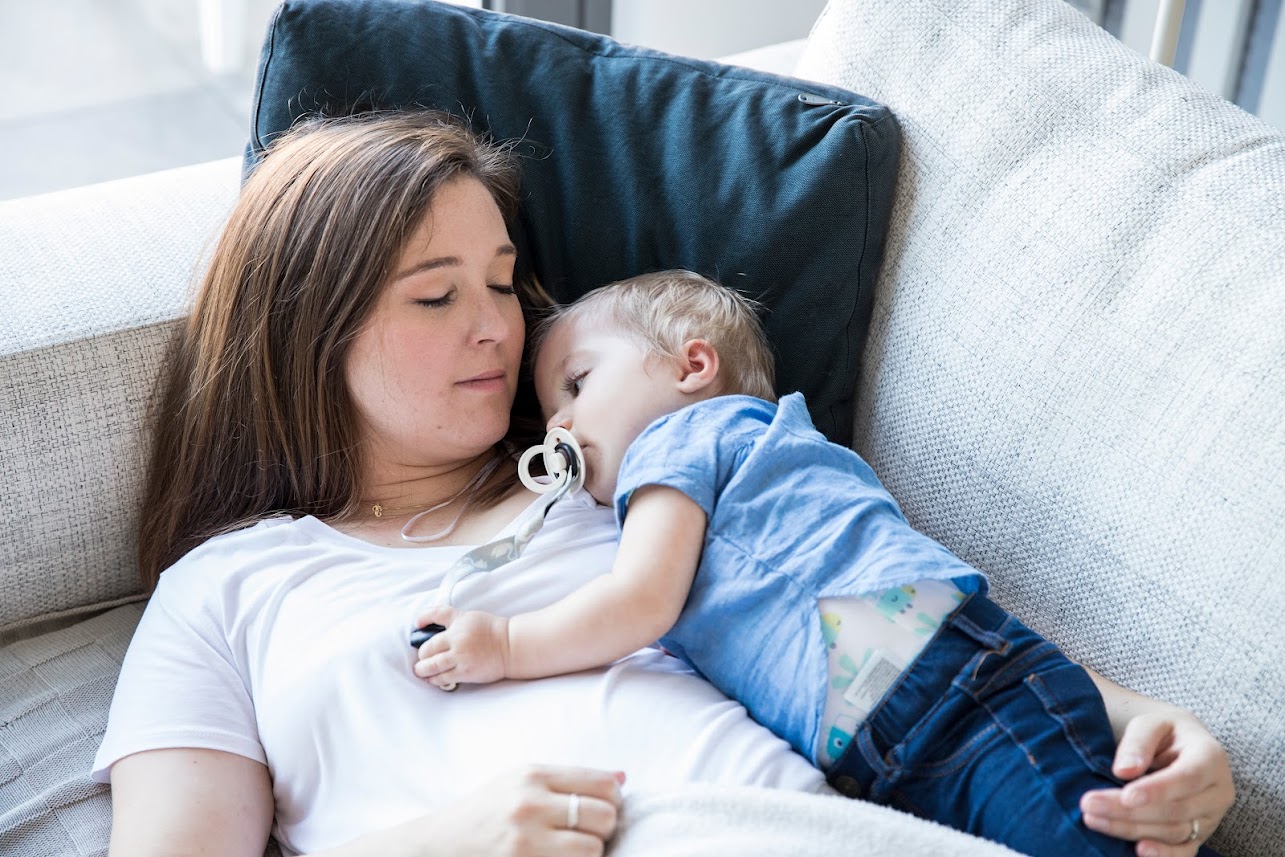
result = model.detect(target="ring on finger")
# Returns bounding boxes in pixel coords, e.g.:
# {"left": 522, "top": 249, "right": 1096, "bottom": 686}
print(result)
{"left": 567, "top": 793, "right": 581, "bottom": 830}
{"left": 1185, "top": 818, "right": 1201, "bottom": 843}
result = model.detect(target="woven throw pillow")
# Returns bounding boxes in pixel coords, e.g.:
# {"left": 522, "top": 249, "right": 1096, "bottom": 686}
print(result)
{"left": 797, "top": 2, "right": 1285, "bottom": 855}
{"left": 244, "top": 0, "right": 900, "bottom": 444}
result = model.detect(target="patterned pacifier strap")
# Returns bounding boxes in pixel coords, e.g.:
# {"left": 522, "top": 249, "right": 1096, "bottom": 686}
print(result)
{"left": 409, "top": 429, "right": 585, "bottom": 648}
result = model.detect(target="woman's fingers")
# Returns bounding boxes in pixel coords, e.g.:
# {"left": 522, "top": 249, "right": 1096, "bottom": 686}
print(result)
{"left": 1081, "top": 806, "right": 1210, "bottom": 852}
{"left": 423, "top": 765, "right": 625, "bottom": 857}
{"left": 1082, "top": 768, "right": 1228, "bottom": 834}
{"left": 1083, "top": 784, "right": 1203, "bottom": 825}
{"left": 539, "top": 789, "right": 618, "bottom": 840}
{"left": 1111, "top": 712, "right": 1175, "bottom": 779}
{"left": 1082, "top": 712, "right": 1233, "bottom": 856}
{"left": 516, "top": 766, "right": 625, "bottom": 855}
{"left": 1113, "top": 715, "right": 1232, "bottom": 818}
{"left": 530, "top": 764, "right": 626, "bottom": 807}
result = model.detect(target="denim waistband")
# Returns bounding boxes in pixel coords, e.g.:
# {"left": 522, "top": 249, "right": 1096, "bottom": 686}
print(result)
{"left": 828, "top": 592, "right": 1056, "bottom": 791}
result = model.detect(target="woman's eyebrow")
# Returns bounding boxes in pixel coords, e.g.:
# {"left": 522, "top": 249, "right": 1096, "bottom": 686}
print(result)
{"left": 394, "top": 256, "right": 459, "bottom": 281}
{"left": 393, "top": 244, "right": 517, "bottom": 282}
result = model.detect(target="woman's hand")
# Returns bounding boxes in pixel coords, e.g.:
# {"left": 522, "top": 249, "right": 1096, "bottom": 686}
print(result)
{"left": 416, "top": 765, "right": 625, "bottom": 857}
{"left": 413, "top": 606, "right": 511, "bottom": 689}
{"left": 1080, "top": 708, "right": 1234, "bottom": 857}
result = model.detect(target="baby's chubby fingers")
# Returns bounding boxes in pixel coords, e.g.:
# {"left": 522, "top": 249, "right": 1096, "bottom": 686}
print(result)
{"left": 414, "top": 650, "right": 456, "bottom": 681}
{"left": 412, "top": 610, "right": 512, "bottom": 685}
{"left": 414, "top": 605, "right": 459, "bottom": 636}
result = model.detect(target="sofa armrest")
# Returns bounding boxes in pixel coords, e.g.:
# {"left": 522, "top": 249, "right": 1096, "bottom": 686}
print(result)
{"left": 0, "top": 158, "right": 242, "bottom": 634}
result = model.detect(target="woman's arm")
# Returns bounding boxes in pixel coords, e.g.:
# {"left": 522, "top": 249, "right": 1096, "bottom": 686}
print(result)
{"left": 415, "top": 485, "right": 705, "bottom": 686}
{"left": 109, "top": 749, "right": 623, "bottom": 857}
{"left": 107, "top": 748, "right": 274, "bottom": 857}
{"left": 1081, "top": 668, "right": 1235, "bottom": 857}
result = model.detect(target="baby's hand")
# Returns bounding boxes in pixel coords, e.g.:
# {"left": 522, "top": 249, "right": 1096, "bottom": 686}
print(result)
{"left": 412, "top": 606, "right": 511, "bottom": 690}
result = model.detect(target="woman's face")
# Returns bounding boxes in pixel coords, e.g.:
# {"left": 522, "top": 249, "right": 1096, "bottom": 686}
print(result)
{"left": 345, "top": 177, "right": 524, "bottom": 473}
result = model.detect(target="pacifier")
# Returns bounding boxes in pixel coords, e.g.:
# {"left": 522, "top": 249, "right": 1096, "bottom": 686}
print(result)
{"left": 518, "top": 427, "right": 585, "bottom": 496}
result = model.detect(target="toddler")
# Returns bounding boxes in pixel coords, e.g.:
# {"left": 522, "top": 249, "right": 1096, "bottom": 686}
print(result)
{"left": 412, "top": 270, "right": 1200, "bottom": 857}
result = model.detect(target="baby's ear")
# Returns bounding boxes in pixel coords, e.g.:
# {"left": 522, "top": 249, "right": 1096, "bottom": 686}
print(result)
{"left": 677, "top": 339, "right": 719, "bottom": 393}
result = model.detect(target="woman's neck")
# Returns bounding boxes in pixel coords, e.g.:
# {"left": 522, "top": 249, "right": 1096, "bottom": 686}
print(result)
{"left": 361, "top": 450, "right": 500, "bottom": 518}
{"left": 334, "top": 451, "right": 534, "bottom": 549}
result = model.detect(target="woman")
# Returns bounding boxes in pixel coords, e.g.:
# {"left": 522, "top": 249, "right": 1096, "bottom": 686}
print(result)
{"left": 94, "top": 111, "right": 1233, "bottom": 857}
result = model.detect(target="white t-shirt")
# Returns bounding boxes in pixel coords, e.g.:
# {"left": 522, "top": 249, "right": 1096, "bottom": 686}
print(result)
{"left": 93, "top": 491, "right": 823, "bottom": 856}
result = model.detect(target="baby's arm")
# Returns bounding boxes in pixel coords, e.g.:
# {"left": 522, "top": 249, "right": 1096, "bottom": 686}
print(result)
{"left": 413, "top": 485, "right": 705, "bottom": 687}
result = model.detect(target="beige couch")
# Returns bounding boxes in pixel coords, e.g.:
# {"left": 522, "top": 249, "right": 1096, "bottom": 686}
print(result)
{"left": 2, "top": 0, "right": 1281, "bottom": 854}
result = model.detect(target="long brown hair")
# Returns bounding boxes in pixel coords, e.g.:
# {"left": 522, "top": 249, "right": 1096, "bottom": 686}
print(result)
{"left": 139, "top": 111, "right": 550, "bottom": 589}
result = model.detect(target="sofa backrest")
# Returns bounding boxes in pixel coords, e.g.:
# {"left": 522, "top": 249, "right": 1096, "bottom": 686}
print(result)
{"left": 0, "top": 159, "right": 241, "bottom": 636}
{"left": 797, "top": 1, "right": 1284, "bottom": 854}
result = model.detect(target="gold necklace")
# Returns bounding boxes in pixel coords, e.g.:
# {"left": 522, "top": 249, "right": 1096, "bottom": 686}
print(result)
{"left": 399, "top": 453, "right": 506, "bottom": 543}
{"left": 371, "top": 475, "right": 478, "bottom": 518}
{"left": 372, "top": 499, "right": 441, "bottom": 518}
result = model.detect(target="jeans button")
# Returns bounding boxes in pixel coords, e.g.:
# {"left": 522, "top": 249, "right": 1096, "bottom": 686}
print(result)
{"left": 832, "top": 775, "right": 862, "bottom": 797}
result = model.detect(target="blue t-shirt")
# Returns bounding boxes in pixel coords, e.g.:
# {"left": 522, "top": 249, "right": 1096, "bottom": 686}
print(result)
{"left": 613, "top": 392, "right": 985, "bottom": 760}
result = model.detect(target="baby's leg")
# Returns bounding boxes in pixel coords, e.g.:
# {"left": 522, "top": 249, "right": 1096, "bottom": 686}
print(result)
{"left": 816, "top": 579, "right": 963, "bottom": 769}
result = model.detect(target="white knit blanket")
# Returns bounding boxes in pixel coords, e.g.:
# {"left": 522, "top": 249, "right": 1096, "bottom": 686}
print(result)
{"left": 610, "top": 785, "right": 1019, "bottom": 857}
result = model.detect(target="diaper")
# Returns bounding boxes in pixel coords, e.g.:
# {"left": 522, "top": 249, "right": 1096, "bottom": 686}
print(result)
{"left": 816, "top": 579, "right": 966, "bottom": 768}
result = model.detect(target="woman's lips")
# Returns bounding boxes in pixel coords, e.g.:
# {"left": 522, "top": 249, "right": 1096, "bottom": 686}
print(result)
{"left": 457, "top": 370, "right": 507, "bottom": 390}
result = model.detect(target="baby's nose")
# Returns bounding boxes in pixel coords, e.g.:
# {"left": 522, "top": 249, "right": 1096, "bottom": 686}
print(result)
{"left": 546, "top": 413, "right": 571, "bottom": 432}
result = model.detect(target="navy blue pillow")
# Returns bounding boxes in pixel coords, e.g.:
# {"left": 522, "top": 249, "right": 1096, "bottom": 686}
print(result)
{"left": 245, "top": 0, "right": 899, "bottom": 444}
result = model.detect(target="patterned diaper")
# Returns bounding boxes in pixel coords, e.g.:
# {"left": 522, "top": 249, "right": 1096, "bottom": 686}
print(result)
{"left": 816, "top": 579, "right": 966, "bottom": 768}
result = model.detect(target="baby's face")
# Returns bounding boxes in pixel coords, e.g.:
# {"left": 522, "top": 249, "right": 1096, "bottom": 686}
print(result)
{"left": 534, "top": 318, "right": 692, "bottom": 505}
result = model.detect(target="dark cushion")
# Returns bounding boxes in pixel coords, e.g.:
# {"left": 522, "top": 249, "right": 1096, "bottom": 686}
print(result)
{"left": 245, "top": 0, "right": 899, "bottom": 444}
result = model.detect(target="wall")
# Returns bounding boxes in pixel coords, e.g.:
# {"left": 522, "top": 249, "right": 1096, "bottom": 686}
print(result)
{"left": 610, "top": 0, "right": 827, "bottom": 60}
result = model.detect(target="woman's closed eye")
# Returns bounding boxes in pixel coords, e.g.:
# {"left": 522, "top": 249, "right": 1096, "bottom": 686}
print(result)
{"left": 415, "top": 284, "right": 515, "bottom": 308}
{"left": 414, "top": 284, "right": 455, "bottom": 308}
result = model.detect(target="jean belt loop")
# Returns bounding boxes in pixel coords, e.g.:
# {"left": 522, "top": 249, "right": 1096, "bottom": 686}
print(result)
{"left": 948, "top": 593, "right": 1010, "bottom": 650}
{"left": 855, "top": 723, "right": 895, "bottom": 780}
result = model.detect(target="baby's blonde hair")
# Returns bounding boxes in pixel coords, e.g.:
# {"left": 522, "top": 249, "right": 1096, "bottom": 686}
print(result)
{"left": 536, "top": 270, "right": 777, "bottom": 401}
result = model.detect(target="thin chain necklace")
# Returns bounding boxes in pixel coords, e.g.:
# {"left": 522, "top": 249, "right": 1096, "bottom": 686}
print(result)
{"left": 400, "top": 453, "right": 503, "bottom": 543}
{"left": 375, "top": 452, "right": 504, "bottom": 544}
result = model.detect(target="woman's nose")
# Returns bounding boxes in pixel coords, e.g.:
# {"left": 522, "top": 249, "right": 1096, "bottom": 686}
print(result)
{"left": 469, "top": 289, "right": 512, "bottom": 344}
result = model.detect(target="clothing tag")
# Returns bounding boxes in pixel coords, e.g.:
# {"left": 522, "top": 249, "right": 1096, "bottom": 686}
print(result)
{"left": 841, "top": 649, "right": 902, "bottom": 712}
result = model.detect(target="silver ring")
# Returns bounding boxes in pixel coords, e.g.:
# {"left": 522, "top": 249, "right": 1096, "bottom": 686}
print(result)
{"left": 1185, "top": 818, "right": 1201, "bottom": 843}
{"left": 566, "top": 793, "right": 581, "bottom": 830}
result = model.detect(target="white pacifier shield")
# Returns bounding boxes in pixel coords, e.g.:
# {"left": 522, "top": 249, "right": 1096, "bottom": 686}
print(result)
{"left": 518, "top": 427, "right": 585, "bottom": 495}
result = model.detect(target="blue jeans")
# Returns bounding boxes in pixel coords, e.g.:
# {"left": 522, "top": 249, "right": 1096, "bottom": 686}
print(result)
{"left": 827, "top": 593, "right": 1222, "bottom": 857}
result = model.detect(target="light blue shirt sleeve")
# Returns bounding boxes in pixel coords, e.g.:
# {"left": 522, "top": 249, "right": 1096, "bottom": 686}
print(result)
{"left": 613, "top": 397, "right": 771, "bottom": 525}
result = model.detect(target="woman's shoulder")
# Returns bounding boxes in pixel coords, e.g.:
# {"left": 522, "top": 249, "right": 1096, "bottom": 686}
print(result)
{"left": 182, "top": 514, "right": 303, "bottom": 559}
{"left": 154, "top": 516, "right": 308, "bottom": 597}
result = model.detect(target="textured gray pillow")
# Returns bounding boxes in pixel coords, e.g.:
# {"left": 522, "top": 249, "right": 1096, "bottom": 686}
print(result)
{"left": 0, "top": 605, "right": 137, "bottom": 856}
{"left": 798, "top": 2, "right": 1285, "bottom": 855}
{"left": 0, "top": 604, "right": 283, "bottom": 857}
